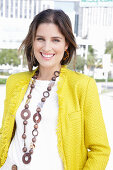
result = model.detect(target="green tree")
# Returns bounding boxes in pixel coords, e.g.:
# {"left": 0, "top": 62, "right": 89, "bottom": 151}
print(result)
{"left": 68, "top": 55, "right": 85, "bottom": 72}
{"left": 68, "top": 46, "right": 96, "bottom": 72}
{"left": 76, "top": 55, "right": 85, "bottom": 72}
{"left": 0, "top": 49, "right": 20, "bottom": 66}
{"left": 105, "top": 41, "right": 113, "bottom": 61}
{"left": 87, "top": 45, "right": 96, "bottom": 69}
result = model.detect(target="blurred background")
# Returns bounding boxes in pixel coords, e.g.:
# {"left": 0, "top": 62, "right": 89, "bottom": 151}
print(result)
{"left": 0, "top": 0, "right": 113, "bottom": 169}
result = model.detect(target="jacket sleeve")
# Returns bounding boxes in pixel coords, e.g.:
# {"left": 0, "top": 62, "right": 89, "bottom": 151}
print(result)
{"left": 83, "top": 78, "right": 110, "bottom": 169}
{"left": 0, "top": 99, "right": 7, "bottom": 135}
{"left": 0, "top": 75, "right": 12, "bottom": 136}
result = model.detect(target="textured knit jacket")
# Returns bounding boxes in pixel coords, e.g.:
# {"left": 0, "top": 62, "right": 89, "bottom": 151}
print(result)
{"left": 0, "top": 66, "right": 110, "bottom": 169}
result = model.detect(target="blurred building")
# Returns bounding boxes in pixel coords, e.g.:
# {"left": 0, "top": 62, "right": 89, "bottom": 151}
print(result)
{"left": 0, "top": 0, "right": 54, "bottom": 49}
{"left": 0, "top": 0, "right": 54, "bottom": 19}
{"left": 79, "top": 0, "right": 113, "bottom": 56}
{"left": 55, "top": 0, "right": 113, "bottom": 54}
{"left": 0, "top": 0, "right": 113, "bottom": 56}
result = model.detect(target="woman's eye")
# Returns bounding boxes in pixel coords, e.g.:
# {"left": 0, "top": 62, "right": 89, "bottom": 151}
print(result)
{"left": 53, "top": 39, "right": 60, "bottom": 42}
{"left": 36, "top": 38, "right": 44, "bottom": 41}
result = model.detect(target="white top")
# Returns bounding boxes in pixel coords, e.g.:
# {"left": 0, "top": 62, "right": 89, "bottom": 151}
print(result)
{"left": 0, "top": 77, "right": 64, "bottom": 170}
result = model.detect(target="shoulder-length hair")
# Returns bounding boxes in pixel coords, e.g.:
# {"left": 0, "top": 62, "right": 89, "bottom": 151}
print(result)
{"left": 19, "top": 9, "right": 77, "bottom": 71}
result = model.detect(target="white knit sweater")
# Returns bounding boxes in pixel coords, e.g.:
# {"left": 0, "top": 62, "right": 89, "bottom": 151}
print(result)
{"left": 0, "top": 78, "right": 63, "bottom": 170}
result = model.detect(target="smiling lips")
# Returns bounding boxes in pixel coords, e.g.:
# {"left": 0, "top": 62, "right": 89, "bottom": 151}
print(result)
{"left": 40, "top": 52, "right": 55, "bottom": 59}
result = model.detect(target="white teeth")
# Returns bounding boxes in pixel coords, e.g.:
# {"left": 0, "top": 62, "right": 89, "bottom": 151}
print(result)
{"left": 41, "top": 53, "right": 54, "bottom": 58}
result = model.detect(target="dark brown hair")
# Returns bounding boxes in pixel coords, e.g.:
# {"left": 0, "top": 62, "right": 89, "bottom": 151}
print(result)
{"left": 19, "top": 9, "right": 77, "bottom": 71}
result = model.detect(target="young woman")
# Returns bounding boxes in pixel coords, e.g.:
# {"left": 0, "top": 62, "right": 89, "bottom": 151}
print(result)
{"left": 0, "top": 9, "right": 110, "bottom": 170}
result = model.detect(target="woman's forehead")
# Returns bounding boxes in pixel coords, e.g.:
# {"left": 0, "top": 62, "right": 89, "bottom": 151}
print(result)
{"left": 35, "top": 23, "right": 64, "bottom": 38}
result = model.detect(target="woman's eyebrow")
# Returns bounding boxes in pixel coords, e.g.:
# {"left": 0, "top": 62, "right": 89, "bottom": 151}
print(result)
{"left": 35, "top": 35, "right": 43, "bottom": 37}
{"left": 51, "top": 36, "right": 62, "bottom": 39}
{"left": 35, "top": 35, "right": 62, "bottom": 39}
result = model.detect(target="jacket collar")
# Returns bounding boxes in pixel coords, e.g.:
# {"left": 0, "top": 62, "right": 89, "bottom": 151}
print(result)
{"left": 23, "top": 65, "right": 67, "bottom": 85}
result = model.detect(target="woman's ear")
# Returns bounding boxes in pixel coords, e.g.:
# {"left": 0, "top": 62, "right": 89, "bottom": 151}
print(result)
{"left": 65, "top": 43, "right": 69, "bottom": 51}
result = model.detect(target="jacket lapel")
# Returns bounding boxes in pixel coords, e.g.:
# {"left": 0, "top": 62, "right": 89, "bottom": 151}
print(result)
{"left": 9, "top": 69, "right": 37, "bottom": 118}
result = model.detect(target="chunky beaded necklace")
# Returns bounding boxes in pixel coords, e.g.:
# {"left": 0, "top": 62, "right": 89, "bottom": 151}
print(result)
{"left": 21, "top": 69, "right": 60, "bottom": 164}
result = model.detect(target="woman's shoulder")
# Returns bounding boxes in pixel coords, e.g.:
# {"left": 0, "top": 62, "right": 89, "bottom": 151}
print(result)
{"left": 65, "top": 68, "right": 97, "bottom": 94}
{"left": 7, "top": 70, "right": 33, "bottom": 82}
{"left": 5, "top": 70, "right": 35, "bottom": 95}
{"left": 66, "top": 68, "right": 93, "bottom": 85}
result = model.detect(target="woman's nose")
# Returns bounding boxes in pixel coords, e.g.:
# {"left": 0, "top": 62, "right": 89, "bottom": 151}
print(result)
{"left": 42, "top": 41, "right": 52, "bottom": 51}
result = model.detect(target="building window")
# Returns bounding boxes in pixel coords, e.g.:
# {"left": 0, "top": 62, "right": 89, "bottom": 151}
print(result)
{"left": 15, "top": 0, "right": 18, "bottom": 18}
{"left": 34, "top": 0, "right": 36, "bottom": 16}
{"left": 43, "top": 4, "right": 45, "bottom": 10}
{"left": 0, "top": 0, "right": 3, "bottom": 17}
{"left": 10, "top": 0, "right": 13, "bottom": 18}
{"left": 75, "top": 14, "right": 79, "bottom": 36}
{"left": 29, "top": 0, "right": 32, "bottom": 18}
{"left": 20, "top": 0, "right": 23, "bottom": 18}
{"left": 24, "top": 0, "right": 27, "bottom": 18}
{"left": 5, "top": 0, "right": 9, "bottom": 17}
{"left": 47, "top": 5, "right": 50, "bottom": 9}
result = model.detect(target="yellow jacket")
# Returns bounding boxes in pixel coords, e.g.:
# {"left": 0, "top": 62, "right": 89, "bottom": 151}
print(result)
{"left": 0, "top": 66, "right": 110, "bottom": 169}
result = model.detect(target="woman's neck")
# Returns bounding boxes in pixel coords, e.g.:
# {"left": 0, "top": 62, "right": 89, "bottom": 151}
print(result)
{"left": 37, "top": 65, "right": 61, "bottom": 80}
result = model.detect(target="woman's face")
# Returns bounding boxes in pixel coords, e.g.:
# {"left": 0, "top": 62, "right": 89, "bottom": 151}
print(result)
{"left": 33, "top": 23, "right": 68, "bottom": 70}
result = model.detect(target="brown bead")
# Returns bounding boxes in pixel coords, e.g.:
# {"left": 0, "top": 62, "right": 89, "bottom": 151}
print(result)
{"left": 34, "top": 124, "right": 38, "bottom": 129}
{"left": 27, "top": 94, "right": 32, "bottom": 99}
{"left": 22, "top": 133, "right": 26, "bottom": 139}
{"left": 35, "top": 70, "right": 39, "bottom": 75}
{"left": 25, "top": 104, "right": 29, "bottom": 109}
{"left": 22, "top": 147, "right": 27, "bottom": 152}
{"left": 32, "top": 137, "right": 36, "bottom": 143}
{"left": 43, "top": 91, "right": 50, "bottom": 98}
{"left": 52, "top": 77, "right": 56, "bottom": 81}
{"left": 32, "top": 129, "right": 38, "bottom": 137}
{"left": 54, "top": 71, "right": 60, "bottom": 77}
{"left": 12, "top": 164, "right": 17, "bottom": 170}
{"left": 33, "top": 75, "right": 37, "bottom": 79}
{"left": 36, "top": 107, "right": 41, "bottom": 113}
{"left": 31, "top": 84, "right": 35, "bottom": 88}
{"left": 22, "top": 152, "right": 31, "bottom": 164}
{"left": 33, "top": 113, "right": 41, "bottom": 123}
{"left": 30, "top": 143, "right": 35, "bottom": 149}
{"left": 41, "top": 97, "right": 46, "bottom": 102}
{"left": 23, "top": 120, "right": 28, "bottom": 125}
{"left": 21, "top": 109, "right": 31, "bottom": 120}
{"left": 29, "top": 149, "right": 33, "bottom": 154}
{"left": 47, "top": 86, "right": 51, "bottom": 91}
